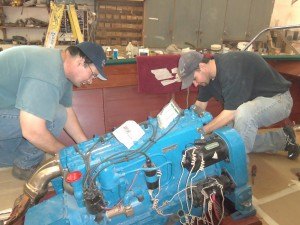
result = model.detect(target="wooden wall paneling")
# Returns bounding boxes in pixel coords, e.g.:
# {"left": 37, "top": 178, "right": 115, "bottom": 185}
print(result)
{"left": 58, "top": 89, "right": 105, "bottom": 145}
{"left": 75, "top": 64, "right": 138, "bottom": 90}
{"left": 101, "top": 64, "right": 138, "bottom": 88}
{"left": 268, "top": 60, "right": 300, "bottom": 78}
{"left": 103, "top": 85, "right": 172, "bottom": 132}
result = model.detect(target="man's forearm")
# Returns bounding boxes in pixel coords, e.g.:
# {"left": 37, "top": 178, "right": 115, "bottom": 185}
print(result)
{"left": 64, "top": 107, "right": 87, "bottom": 143}
{"left": 203, "top": 110, "right": 235, "bottom": 134}
{"left": 20, "top": 110, "right": 65, "bottom": 154}
{"left": 26, "top": 129, "right": 65, "bottom": 154}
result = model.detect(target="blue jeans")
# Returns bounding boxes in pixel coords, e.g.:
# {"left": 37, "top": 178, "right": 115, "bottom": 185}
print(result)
{"left": 0, "top": 105, "right": 67, "bottom": 169}
{"left": 234, "top": 91, "right": 293, "bottom": 153}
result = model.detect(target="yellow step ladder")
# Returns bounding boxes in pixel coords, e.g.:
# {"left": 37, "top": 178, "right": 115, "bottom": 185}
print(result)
{"left": 44, "top": 1, "right": 83, "bottom": 48}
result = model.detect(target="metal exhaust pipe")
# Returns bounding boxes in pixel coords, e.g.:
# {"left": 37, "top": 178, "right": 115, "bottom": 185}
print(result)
{"left": 4, "top": 155, "right": 62, "bottom": 225}
{"left": 25, "top": 154, "right": 62, "bottom": 202}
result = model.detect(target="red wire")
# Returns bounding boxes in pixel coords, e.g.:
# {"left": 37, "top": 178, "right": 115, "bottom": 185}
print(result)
{"left": 212, "top": 194, "right": 221, "bottom": 221}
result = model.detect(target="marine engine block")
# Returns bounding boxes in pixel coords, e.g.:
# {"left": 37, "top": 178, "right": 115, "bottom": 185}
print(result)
{"left": 24, "top": 105, "right": 255, "bottom": 225}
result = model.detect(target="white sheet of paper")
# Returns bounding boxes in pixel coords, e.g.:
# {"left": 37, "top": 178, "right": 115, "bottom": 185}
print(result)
{"left": 171, "top": 67, "right": 178, "bottom": 74}
{"left": 112, "top": 120, "right": 145, "bottom": 149}
{"left": 160, "top": 79, "right": 177, "bottom": 86}
{"left": 157, "top": 100, "right": 181, "bottom": 129}
{"left": 151, "top": 68, "right": 173, "bottom": 80}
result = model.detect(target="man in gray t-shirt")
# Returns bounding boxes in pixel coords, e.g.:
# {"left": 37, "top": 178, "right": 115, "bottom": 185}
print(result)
{"left": 0, "top": 42, "right": 107, "bottom": 180}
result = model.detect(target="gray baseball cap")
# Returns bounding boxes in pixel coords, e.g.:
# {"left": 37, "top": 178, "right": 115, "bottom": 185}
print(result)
{"left": 178, "top": 51, "right": 203, "bottom": 89}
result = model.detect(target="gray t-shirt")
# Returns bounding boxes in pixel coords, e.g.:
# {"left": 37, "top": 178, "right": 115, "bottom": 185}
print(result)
{"left": 0, "top": 46, "right": 73, "bottom": 121}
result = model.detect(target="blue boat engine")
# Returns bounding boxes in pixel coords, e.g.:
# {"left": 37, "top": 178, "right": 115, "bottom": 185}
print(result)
{"left": 7, "top": 104, "right": 256, "bottom": 225}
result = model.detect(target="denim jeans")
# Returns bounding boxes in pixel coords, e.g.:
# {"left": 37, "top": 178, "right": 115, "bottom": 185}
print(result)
{"left": 0, "top": 105, "right": 67, "bottom": 169}
{"left": 234, "top": 91, "right": 293, "bottom": 153}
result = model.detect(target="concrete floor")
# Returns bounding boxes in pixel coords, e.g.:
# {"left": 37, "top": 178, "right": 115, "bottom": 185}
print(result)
{"left": 0, "top": 130, "right": 299, "bottom": 225}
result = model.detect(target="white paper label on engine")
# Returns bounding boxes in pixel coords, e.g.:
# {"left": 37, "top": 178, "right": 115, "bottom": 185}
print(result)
{"left": 157, "top": 99, "right": 182, "bottom": 129}
{"left": 113, "top": 120, "right": 145, "bottom": 149}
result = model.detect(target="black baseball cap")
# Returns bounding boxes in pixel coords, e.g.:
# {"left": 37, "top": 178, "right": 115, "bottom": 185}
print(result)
{"left": 76, "top": 42, "right": 107, "bottom": 80}
{"left": 178, "top": 51, "right": 203, "bottom": 89}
